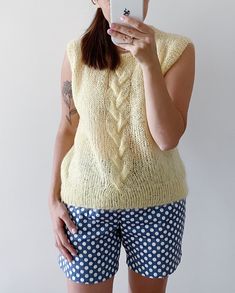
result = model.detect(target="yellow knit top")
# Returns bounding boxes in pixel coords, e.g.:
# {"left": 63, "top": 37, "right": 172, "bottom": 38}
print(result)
{"left": 60, "top": 25, "right": 192, "bottom": 210}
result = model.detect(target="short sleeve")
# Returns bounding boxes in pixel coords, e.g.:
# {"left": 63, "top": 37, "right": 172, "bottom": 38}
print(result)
{"left": 161, "top": 33, "right": 193, "bottom": 76}
{"left": 66, "top": 39, "right": 80, "bottom": 72}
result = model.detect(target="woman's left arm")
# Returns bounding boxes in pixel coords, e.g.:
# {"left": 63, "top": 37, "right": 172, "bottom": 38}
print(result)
{"left": 141, "top": 43, "right": 195, "bottom": 151}
{"left": 108, "top": 15, "right": 195, "bottom": 151}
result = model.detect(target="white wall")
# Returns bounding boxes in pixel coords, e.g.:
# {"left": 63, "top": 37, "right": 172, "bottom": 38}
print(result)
{"left": 0, "top": 0, "right": 234, "bottom": 292}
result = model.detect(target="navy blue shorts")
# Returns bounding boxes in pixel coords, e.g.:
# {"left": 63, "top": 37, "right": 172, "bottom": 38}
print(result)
{"left": 58, "top": 198, "right": 186, "bottom": 284}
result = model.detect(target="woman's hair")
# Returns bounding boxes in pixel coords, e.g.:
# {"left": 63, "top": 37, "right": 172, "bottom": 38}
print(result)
{"left": 80, "top": 1, "right": 122, "bottom": 71}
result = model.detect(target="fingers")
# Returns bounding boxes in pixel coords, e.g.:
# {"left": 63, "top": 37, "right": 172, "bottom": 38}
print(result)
{"left": 107, "top": 28, "right": 136, "bottom": 44}
{"left": 120, "top": 15, "right": 144, "bottom": 31}
{"left": 119, "top": 15, "right": 149, "bottom": 33}
{"left": 60, "top": 204, "right": 78, "bottom": 234}
{"left": 55, "top": 233, "right": 74, "bottom": 262}
{"left": 50, "top": 201, "right": 79, "bottom": 262}
{"left": 107, "top": 29, "right": 132, "bottom": 44}
{"left": 56, "top": 218, "right": 78, "bottom": 260}
{"left": 109, "top": 23, "right": 144, "bottom": 39}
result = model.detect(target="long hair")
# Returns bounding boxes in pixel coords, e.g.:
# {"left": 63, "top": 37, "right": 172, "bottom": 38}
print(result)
{"left": 80, "top": 1, "right": 122, "bottom": 71}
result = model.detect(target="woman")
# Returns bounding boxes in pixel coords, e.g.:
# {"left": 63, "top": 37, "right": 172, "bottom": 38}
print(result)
{"left": 48, "top": 0, "right": 195, "bottom": 292}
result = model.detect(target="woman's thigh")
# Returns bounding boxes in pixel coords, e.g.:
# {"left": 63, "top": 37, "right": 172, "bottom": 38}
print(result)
{"left": 66, "top": 275, "right": 115, "bottom": 293}
{"left": 128, "top": 268, "right": 168, "bottom": 293}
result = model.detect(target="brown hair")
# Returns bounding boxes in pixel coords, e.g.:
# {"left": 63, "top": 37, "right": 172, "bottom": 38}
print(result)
{"left": 80, "top": 1, "right": 122, "bottom": 71}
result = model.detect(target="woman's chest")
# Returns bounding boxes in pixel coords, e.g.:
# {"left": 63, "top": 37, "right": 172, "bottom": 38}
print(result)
{"left": 73, "top": 63, "right": 145, "bottom": 116}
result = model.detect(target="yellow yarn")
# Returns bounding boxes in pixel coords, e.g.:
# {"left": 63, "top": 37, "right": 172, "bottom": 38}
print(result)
{"left": 60, "top": 25, "right": 193, "bottom": 209}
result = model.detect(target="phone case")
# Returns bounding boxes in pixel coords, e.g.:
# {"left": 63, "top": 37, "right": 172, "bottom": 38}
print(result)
{"left": 110, "top": 0, "right": 144, "bottom": 45}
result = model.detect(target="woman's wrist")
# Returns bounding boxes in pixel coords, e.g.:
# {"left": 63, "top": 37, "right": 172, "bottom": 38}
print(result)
{"left": 48, "top": 195, "right": 61, "bottom": 207}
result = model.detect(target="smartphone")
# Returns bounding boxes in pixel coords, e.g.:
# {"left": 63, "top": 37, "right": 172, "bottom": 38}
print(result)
{"left": 110, "top": 0, "right": 144, "bottom": 45}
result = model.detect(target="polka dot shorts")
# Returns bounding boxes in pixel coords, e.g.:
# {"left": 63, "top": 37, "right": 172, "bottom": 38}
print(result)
{"left": 58, "top": 197, "right": 186, "bottom": 284}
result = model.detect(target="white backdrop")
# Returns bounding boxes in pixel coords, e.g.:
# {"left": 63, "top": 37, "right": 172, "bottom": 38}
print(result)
{"left": 0, "top": 0, "right": 234, "bottom": 292}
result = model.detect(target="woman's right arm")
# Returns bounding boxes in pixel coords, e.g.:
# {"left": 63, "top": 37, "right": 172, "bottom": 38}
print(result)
{"left": 48, "top": 48, "right": 79, "bottom": 262}
{"left": 48, "top": 48, "right": 79, "bottom": 205}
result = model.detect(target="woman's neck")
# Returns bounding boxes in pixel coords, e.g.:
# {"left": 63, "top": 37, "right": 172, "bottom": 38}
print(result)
{"left": 117, "top": 47, "right": 129, "bottom": 54}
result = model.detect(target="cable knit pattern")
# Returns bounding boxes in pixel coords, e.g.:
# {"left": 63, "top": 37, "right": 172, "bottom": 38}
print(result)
{"left": 105, "top": 65, "right": 133, "bottom": 191}
{"left": 60, "top": 25, "right": 193, "bottom": 209}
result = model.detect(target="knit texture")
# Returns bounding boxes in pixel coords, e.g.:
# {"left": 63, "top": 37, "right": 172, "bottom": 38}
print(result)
{"left": 60, "top": 25, "right": 193, "bottom": 209}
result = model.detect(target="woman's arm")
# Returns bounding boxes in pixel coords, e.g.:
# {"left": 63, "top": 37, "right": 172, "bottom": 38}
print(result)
{"left": 48, "top": 50, "right": 80, "bottom": 205}
{"left": 142, "top": 43, "right": 195, "bottom": 151}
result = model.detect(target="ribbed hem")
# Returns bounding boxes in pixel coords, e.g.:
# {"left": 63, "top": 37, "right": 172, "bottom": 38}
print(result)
{"left": 60, "top": 176, "right": 189, "bottom": 210}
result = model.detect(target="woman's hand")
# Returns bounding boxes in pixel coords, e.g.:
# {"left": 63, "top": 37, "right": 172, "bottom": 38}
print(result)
{"left": 107, "top": 15, "right": 158, "bottom": 68}
{"left": 48, "top": 199, "right": 78, "bottom": 262}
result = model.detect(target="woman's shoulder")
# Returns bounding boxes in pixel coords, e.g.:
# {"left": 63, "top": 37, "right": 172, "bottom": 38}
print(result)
{"left": 148, "top": 24, "right": 194, "bottom": 75}
{"left": 148, "top": 24, "right": 193, "bottom": 47}
{"left": 66, "top": 36, "right": 81, "bottom": 52}
{"left": 65, "top": 36, "right": 82, "bottom": 67}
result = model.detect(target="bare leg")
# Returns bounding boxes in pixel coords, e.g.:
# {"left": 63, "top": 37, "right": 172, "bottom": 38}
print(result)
{"left": 66, "top": 275, "right": 115, "bottom": 293}
{"left": 128, "top": 267, "right": 168, "bottom": 293}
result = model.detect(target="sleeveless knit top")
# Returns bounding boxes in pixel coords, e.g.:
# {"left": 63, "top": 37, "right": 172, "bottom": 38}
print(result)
{"left": 60, "top": 25, "right": 192, "bottom": 210}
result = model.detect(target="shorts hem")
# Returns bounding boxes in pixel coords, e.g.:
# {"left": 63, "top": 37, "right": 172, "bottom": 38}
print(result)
{"left": 126, "top": 257, "right": 182, "bottom": 279}
{"left": 59, "top": 260, "right": 119, "bottom": 285}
